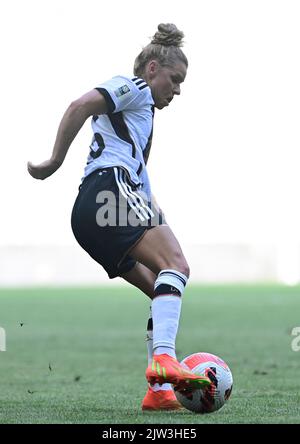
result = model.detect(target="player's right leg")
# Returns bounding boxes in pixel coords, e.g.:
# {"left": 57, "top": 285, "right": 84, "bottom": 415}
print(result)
{"left": 128, "top": 225, "right": 211, "bottom": 392}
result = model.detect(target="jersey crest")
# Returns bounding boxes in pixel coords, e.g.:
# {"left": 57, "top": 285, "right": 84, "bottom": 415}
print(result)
{"left": 115, "top": 84, "right": 130, "bottom": 97}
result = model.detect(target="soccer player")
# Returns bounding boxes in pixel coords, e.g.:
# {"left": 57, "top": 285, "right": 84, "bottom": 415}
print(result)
{"left": 28, "top": 23, "right": 211, "bottom": 411}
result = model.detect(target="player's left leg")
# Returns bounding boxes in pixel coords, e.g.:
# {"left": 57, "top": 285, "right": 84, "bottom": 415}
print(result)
{"left": 121, "top": 262, "right": 155, "bottom": 299}
{"left": 121, "top": 263, "right": 182, "bottom": 410}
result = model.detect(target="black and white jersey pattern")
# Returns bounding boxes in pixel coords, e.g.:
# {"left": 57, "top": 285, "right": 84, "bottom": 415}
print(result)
{"left": 82, "top": 75, "right": 155, "bottom": 200}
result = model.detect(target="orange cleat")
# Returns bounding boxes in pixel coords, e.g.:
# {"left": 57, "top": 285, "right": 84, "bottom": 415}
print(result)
{"left": 145, "top": 353, "right": 211, "bottom": 392}
{"left": 142, "top": 386, "right": 183, "bottom": 411}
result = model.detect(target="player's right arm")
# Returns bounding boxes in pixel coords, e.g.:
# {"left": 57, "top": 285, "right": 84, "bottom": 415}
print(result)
{"left": 27, "top": 89, "right": 108, "bottom": 180}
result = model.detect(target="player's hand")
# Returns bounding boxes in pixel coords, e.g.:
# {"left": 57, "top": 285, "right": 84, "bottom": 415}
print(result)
{"left": 27, "top": 159, "right": 61, "bottom": 180}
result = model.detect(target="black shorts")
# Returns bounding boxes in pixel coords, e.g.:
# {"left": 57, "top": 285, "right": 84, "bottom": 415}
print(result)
{"left": 71, "top": 167, "right": 165, "bottom": 279}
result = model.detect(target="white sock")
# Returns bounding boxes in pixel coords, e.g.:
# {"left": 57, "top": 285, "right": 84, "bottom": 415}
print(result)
{"left": 152, "top": 269, "right": 188, "bottom": 358}
{"left": 152, "top": 296, "right": 182, "bottom": 356}
{"left": 146, "top": 307, "right": 172, "bottom": 391}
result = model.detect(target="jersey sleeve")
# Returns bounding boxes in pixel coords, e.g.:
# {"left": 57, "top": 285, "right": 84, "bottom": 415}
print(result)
{"left": 95, "top": 76, "right": 154, "bottom": 113}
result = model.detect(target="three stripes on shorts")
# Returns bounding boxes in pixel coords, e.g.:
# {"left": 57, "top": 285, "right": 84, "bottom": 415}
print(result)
{"left": 113, "top": 167, "right": 154, "bottom": 222}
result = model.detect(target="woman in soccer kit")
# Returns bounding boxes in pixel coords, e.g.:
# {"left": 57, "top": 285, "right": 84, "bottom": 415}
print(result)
{"left": 28, "top": 23, "right": 211, "bottom": 410}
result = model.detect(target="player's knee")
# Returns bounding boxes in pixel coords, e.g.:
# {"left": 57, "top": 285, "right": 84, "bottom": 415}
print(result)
{"left": 177, "top": 262, "right": 190, "bottom": 279}
{"left": 173, "top": 252, "right": 190, "bottom": 278}
{"left": 161, "top": 253, "right": 190, "bottom": 279}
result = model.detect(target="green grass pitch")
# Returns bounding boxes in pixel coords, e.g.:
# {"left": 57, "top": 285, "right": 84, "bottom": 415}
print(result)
{"left": 0, "top": 284, "right": 300, "bottom": 424}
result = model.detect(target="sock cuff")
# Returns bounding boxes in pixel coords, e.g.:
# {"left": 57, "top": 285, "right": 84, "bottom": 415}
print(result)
{"left": 154, "top": 269, "right": 188, "bottom": 295}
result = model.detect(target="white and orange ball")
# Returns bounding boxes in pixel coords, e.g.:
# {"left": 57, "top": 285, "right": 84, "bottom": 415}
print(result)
{"left": 175, "top": 352, "right": 233, "bottom": 413}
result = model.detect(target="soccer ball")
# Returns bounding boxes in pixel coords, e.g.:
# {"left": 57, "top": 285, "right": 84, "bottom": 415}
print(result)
{"left": 175, "top": 352, "right": 233, "bottom": 413}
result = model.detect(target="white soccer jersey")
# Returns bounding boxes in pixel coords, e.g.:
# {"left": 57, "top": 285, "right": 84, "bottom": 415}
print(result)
{"left": 82, "top": 75, "right": 155, "bottom": 199}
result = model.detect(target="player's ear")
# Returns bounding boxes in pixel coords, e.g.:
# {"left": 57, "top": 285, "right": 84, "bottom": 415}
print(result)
{"left": 147, "top": 60, "right": 160, "bottom": 79}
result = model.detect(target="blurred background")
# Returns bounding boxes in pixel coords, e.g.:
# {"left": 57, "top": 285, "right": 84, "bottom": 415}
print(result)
{"left": 1, "top": 0, "right": 300, "bottom": 287}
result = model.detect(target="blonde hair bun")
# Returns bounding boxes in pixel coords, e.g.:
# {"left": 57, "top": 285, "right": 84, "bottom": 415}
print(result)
{"left": 151, "top": 23, "right": 185, "bottom": 48}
